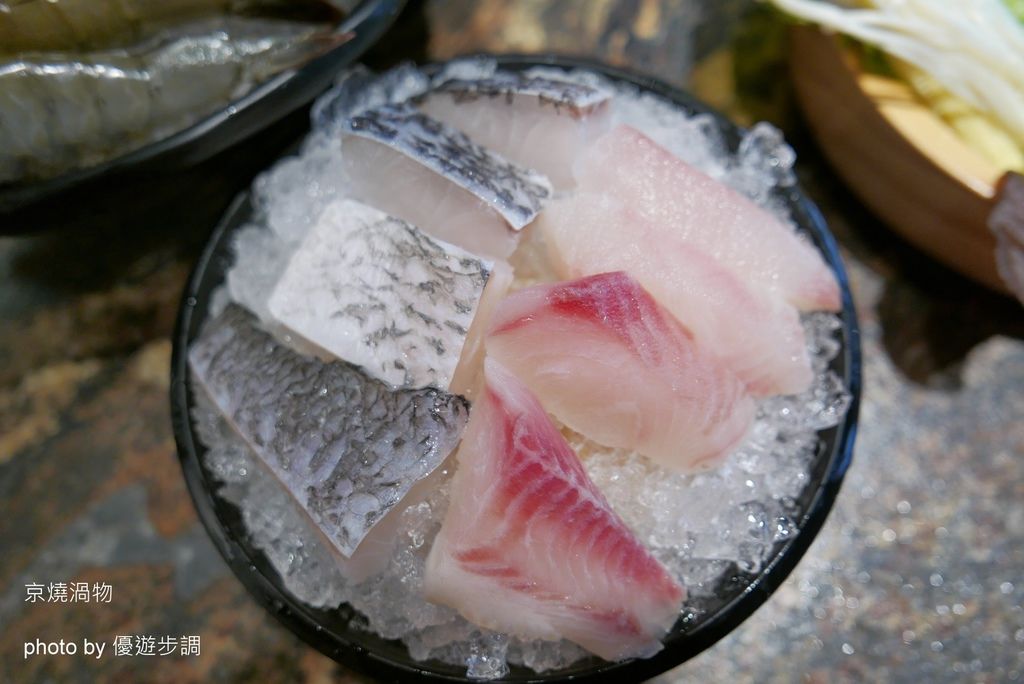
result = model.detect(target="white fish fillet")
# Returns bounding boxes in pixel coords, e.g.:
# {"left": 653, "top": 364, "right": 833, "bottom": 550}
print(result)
{"left": 189, "top": 305, "right": 470, "bottom": 573}
{"left": 419, "top": 73, "right": 613, "bottom": 189}
{"left": 538, "top": 193, "right": 813, "bottom": 396}
{"left": 341, "top": 103, "right": 552, "bottom": 260}
{"left": 575, "top": 125, "right": 841, "bottom": 312}
{"left": 424, "top": 359, "right": 685, "bottom": 661}
{"left": 267, "top": 199, "right": 509, "bottom": 394}
{"left": 487, "top": 271, "right": 755, "bottom": 471}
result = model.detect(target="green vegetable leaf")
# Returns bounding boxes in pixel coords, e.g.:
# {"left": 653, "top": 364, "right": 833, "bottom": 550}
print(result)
{"left": 1006, "top": 0, "right": 1024, "bottom": 23}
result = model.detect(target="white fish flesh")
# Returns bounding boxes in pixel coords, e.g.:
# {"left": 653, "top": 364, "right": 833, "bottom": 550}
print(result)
{"left": 189, "top": 304, "right": 470, "bottom": 569}
{"left": 539, "top": 193, "right": 814, "bottom": 396}
{"left": 341, "top": 103, "right": 552, "bottom": 260}
{"left": 486, "top": 271, "right": 755, "bottom": 471}
{"left": 575, "top": 125, "right": 841, "bottom": 312}
{"left": 424, "top": 359, "right": 685, "bottom": 661}
{"left": 267, "top": 199, "right": 510, "bottom": 394}
{"left": 419, "top": 72, "right": 612, "bottom": 189}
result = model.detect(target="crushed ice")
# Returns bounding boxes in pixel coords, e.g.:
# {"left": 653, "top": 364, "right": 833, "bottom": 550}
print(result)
{"left": 199, "top": 57, "right": 852, "bottom": 678}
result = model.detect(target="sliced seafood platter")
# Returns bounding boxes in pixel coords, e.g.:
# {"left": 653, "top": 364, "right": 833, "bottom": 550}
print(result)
{"left": 171, "top": 56, "right": 861, "bottom": 682}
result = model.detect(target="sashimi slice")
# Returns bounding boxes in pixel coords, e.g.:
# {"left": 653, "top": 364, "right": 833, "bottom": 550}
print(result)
{"left": 487, "top": 272, "right": 755, "bottom": 471}
{"left": 341, "top": 103, "right": 552, "bottom": 260}
{"left": 424, "top": 359, "right": 685, "bottom": 661}
{"left": 538, "top": 193, "right": 813, "bottom": 396}
{"left": 448, "top": 260, "right": 513, "bottom": 399}
{"left": 267, "top": 199, "right": 509, "bottom": 395}
{"left": 419, "top": 72, "right": 612, "bottom": 189}
{"left": 189, "top": 305, "right": 470, "bottom": 577}
{"left": 575, "top": 125, "right": 841, "bottom": 312}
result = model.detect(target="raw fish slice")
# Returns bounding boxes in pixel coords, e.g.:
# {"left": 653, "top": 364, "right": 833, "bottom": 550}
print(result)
{"left": 267, "top": 199, "right": 509, "bottom": 394}
{"left": 539, "top": 193, "right": 813, "bottom": 395}
{"left": 424, "top": 359, "right": 685, "bottom": 661}
{"left": 575, "top": 125, "right": 841, "bottom": 312}
{"left": 487, "top": 272, "right": 755, "bottom": 471}
{"left": 189, "top": 305, "right": 470, "bottom": 567}
{"left": 419, "top": 73, "right": 612, "bottom": 189}
{"left": 448, "top": 260, "right": 513, "bottom": 398}
{"left": 341, "top": 103, "right": 552, "bottom": 260}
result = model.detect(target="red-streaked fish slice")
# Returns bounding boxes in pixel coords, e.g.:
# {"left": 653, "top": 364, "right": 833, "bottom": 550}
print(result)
{"left": 424, "top": 359, "right": 685, "bottom": 661}
{"left": 539, "top": 193, "right": 813, "bottom": 396}
{"left": 575, "top": 125, "right": 841, "bottom": 312}
{"left": 487, "top": 271, "right": 755, "bottom": 471}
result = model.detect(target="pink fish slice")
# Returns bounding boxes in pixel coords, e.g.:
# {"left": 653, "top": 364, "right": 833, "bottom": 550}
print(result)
{"left": 424, "top": 359, "right": 685, "bottom": 661}
{"left": 487, "top": 271, "right": 755, "bottom": 472}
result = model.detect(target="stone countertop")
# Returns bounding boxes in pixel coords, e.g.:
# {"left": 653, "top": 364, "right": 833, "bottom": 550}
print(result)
{"left": 2, "top": 2, "right": 1022, "bottom": 682}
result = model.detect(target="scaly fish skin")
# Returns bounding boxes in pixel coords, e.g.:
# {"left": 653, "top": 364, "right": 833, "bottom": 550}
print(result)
{"left": 419, "top": 72, "right": 612, "bottom": 189}
{"left": 267, "top": 199, "right": 497, "bottom": 393}
{"left": 189, "top": 304, "right": 470, "bottom": 559}
{"left": 428, "top": 73, "right": 610, "bottom": 117}
{"left": 343, "top": 103, "right": 552, "bottom": 231}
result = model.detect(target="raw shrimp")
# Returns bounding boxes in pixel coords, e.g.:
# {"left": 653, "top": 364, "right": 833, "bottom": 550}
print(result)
{"left": 0, "top": 17, "right": 342, "bottom": 184}
{"left": 0, "top": 0, "right": 343, "bottom": 54}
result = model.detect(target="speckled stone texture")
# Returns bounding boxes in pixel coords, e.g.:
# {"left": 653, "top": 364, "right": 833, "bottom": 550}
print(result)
{"left": 1, "top": 1, "right": 1023, "bottom": 682}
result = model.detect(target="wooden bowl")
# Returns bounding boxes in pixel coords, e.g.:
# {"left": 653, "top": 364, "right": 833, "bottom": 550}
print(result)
{"left": 788, "top": 26, "right": 1011, "bottom": 293}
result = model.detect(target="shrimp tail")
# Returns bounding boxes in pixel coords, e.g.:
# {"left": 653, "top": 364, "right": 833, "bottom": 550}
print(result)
{"left": 248, "top": 28, "right": 353, "bottom": 80}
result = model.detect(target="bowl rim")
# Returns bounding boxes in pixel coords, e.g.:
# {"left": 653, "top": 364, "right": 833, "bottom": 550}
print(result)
{"left": 0, "top": 0, "right": 405, "bottom": 217}
{"left": 791, "top": 26, "right": 1003, "bottom": 198}
{"left": 170, "top": 53, "right": 862, "bottom": 683}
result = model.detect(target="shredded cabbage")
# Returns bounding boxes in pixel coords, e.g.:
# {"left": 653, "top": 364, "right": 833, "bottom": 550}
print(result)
{"left": 772, "top": 0, "right": 1024, "bottom": 145}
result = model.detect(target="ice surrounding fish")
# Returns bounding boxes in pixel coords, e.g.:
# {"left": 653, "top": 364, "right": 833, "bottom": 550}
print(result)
{"left": 341, "top": 103, "right": 553, "bottom": 260}
{"left": 486, "top": 272, "right": 755, "bottom": 471}
{"left": 575, "top": 125, "right": 841, "bottom": 312}
{"left": 418, "top": 73, "right": 613, "bottom": 189}
{"left": 266, "top": 199, "right": 510, "bottom": 395}
{"left": 189, "top": 304, "right": 471, "bottom": 573}
{"left": 424, "top": 359, "right": 686, "bottom": 661}
{"left": 539, "top": 193, "right": 813, "bottom": 396}
{"left": 311, "top": 63, "right": 430, "bottom": 130}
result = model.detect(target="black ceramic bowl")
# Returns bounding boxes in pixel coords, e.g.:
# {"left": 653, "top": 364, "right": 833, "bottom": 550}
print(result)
{"left": 0, "top": 0, "right": 403, "bottom": 228}
{"left": 170, "top": 55, "right": 862, "bottom": 683}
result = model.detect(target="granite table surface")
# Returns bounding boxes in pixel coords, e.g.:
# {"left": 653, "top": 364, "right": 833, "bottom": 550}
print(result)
{"left": 1, "top": 2, "right": 1022, "bottom": 682}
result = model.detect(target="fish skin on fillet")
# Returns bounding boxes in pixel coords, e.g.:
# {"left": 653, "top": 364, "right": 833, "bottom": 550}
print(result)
{"left": 189, "top": 305, "right": 470, "bottom": 574}
{"left": 341, "top": 103, "right": 552, "bottom": 260}
{"left": 267, "top": 199, "right": 509, "bottom": 395}
{"left": 419, "top": 72, "right": 612, "bottom": 189}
